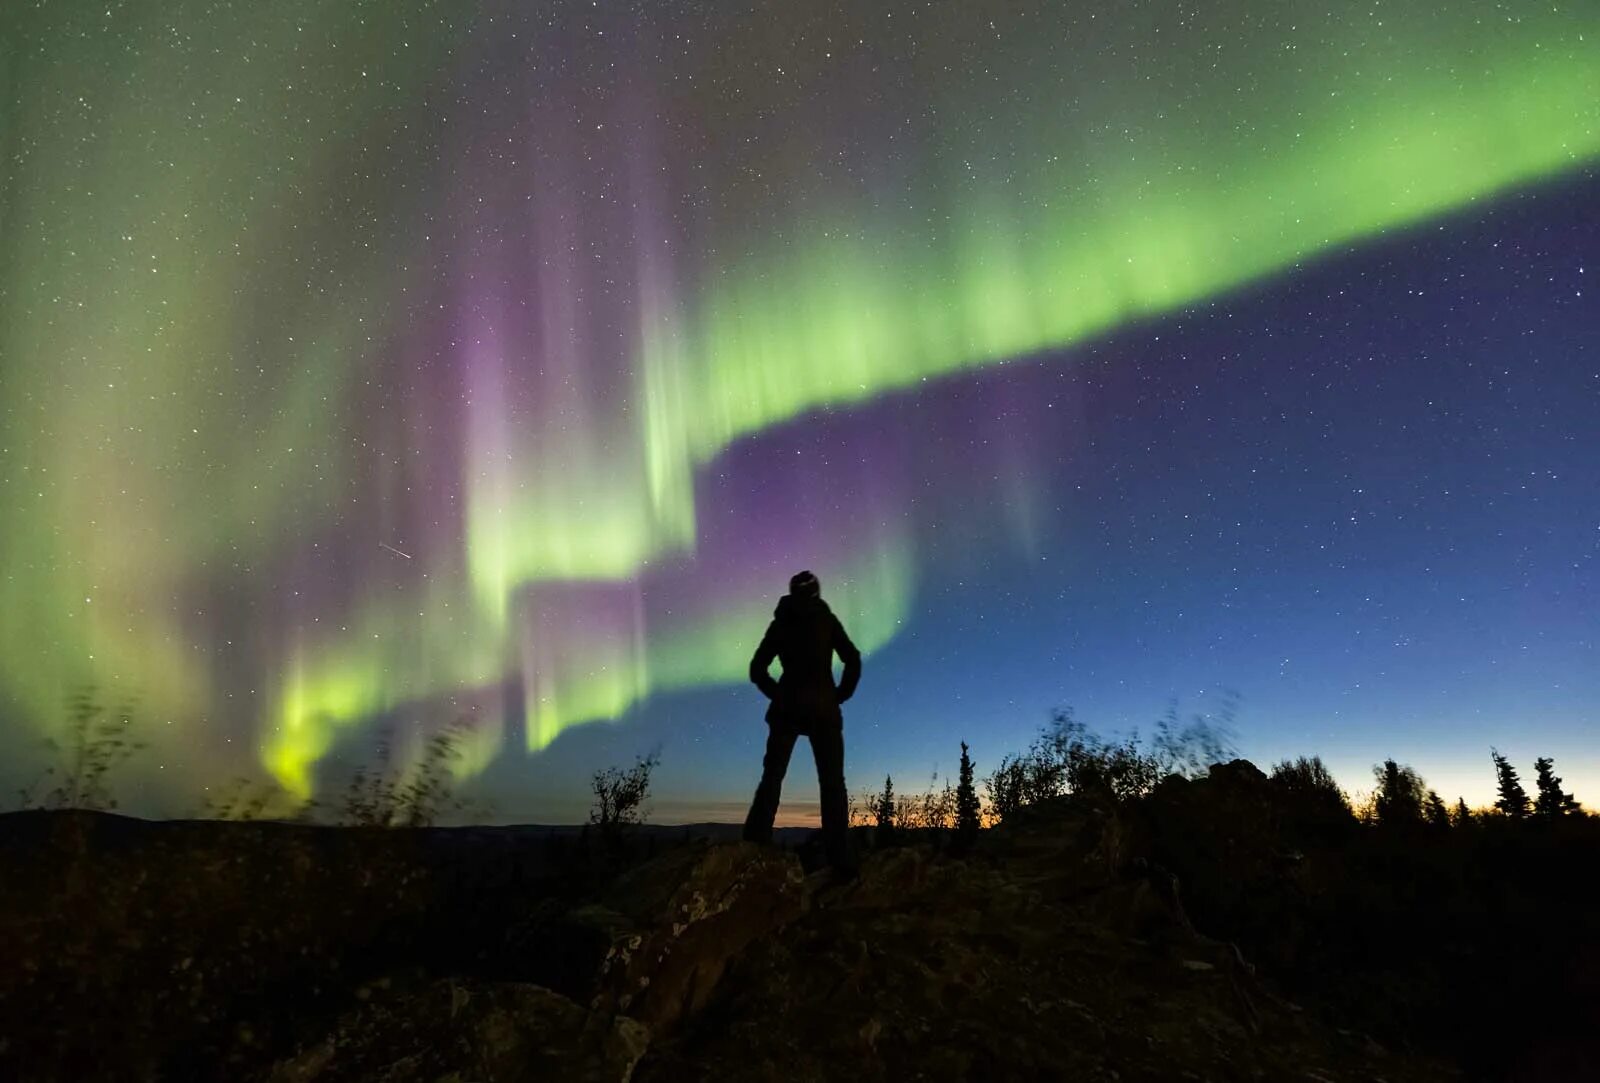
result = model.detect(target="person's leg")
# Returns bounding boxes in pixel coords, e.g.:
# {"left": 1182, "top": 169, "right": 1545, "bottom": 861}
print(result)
{"left": 809, "top": 725, "right": 853, "bottom": 872}
{"left": 742, "top": 724, "right": 799, "bottom": 844}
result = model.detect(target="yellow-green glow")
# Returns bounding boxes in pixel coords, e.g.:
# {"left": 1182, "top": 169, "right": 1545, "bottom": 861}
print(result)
{"left": 652, "top": 36, "right": 1599, "bottom": 479}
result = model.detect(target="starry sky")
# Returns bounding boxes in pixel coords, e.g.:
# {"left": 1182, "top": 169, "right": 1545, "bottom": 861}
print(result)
{"left": 1, "top": 1, "right": 1595, "bottom": 823}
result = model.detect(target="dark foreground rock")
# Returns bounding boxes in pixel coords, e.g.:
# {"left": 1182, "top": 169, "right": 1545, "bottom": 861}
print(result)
{"left": 267, "top": 981, "right": 648, "bottom": 1083}
{"left": 251, "top": 833, "right": 1450, "bottom": 1083}
{"left": 587, "top": 840, "right": 808, "bottom": 1029}
{"left": 11, "top": 790, "right": 1595, "bottom": 1081}
{"left": 635, "top": 830, "right": 1456, "bottom": 1083}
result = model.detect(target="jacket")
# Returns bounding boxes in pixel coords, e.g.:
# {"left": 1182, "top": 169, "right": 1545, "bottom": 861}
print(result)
{"left": 748, "top": 594, "right": 862, "bottom": 732}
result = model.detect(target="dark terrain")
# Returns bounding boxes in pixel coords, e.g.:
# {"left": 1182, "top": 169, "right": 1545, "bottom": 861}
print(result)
{"left": 2, "top": 762, "right": 1596, "bottom": 1081}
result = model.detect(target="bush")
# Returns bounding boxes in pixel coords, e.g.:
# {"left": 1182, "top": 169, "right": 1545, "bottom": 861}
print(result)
{"left": 17, "top": 688, "right": 144, "bottom": 812}
{"left": 1270, "top": 755, "right": 1349, "bottom": 810}
{"left": 1149, "top": 691, "right": 1239, "bottom": 778}
{"left": 1371, "top": 759, "right": 1427, "bottom": 827}
{"left": 901, "top": 772, "right": 955, "bottom": 832}
{"left": 589, "top": 751, "right": 660, "bottom": 842}
{"left": 340, "top": 720, "right": 474, "bottom": 828}
{"left": 983, "top": 703, "right": 1237, "bottom": 822}
{"left": 196, "top": 778, "right": 299, "bottom": 822}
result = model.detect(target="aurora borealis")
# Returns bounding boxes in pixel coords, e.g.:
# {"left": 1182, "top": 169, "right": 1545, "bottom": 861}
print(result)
{"left": 2, "top": 1, "right": 1596, "bottom": 820}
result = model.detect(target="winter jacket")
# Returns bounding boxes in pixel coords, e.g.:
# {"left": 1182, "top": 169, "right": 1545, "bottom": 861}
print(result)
{"left": 748, "top": 593, "right": 862, "bottom": 732}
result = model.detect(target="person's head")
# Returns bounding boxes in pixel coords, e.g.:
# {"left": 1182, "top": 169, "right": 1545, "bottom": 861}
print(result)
{"left": 789, "top": 569, "right": 820, "bottom": 598}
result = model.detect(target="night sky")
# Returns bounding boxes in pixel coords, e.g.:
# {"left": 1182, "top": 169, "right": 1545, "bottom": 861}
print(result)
{"left": 2, "top": 1, "right": 1595, "bottom": 823}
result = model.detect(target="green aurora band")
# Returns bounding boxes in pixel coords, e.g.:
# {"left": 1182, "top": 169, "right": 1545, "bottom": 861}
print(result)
{"left": 1, "top": 1, "right": 1596, "bottom": 803}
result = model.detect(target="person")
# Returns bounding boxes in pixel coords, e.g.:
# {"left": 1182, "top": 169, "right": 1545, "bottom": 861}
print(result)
{"left": 741, "top": 569, "right": 861, "bottom": 874}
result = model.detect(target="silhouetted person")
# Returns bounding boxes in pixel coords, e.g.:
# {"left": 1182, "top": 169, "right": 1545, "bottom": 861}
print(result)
{"left": 742, "top": 570, "right": 861, "bottom": 874}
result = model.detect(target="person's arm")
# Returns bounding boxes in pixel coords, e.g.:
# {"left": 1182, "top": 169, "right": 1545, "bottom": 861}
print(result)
{"left": 832, "top": 617, "right": 862, "bottom": 703}
{"left": 749, "top": 622, "right": 781, "bottom": 699}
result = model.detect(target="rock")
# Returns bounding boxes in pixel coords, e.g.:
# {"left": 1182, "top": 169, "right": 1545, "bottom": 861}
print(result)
{"left": 1206, "top": 758, "right": 1270, "bottom": 790}
{"left": 589, "top": 842, "right": 806, "bottom": 1032}
{"left": 636, "top": 828, "right": 1461, "bottom": 1083}
{"left": 817, "top": 845, "right": 927, "bottom": 910}
{"left": 266, "top": 979, "right": 649, "bottom": 1083}
{"left": 1081, "top": 872, "right": 1197, "bottom": 944}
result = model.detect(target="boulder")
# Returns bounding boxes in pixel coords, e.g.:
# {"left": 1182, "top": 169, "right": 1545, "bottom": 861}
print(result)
{"left": 267, "top": 979, "right": 649, "bottom": 1083}
{"left": 589, "top": 841, "right": 807, "bottom": 1031}
{"left": 1207, "top": 758, "right": 1270, "bottom": 789}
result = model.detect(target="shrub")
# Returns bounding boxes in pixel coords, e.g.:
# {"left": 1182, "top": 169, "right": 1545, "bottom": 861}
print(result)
{"left": 983, "top": 702, "right": 1236, "bottom": 822}
{"left": 1149, "top": 691, "right": 1240, "bottom": 778}
{"left": 341, "top": 719, "right": 474, "bottom": 828}
{"left": 1271, "top": 755, "right": 1350, "bottom": 812}
{"left": 982, "top": 752, "right": 1036, "bottom": 824}
{"left": 196, "top": 778, "right": 300, "bottom": 822}
{"left": 589, "top": 751, "right": 660, "bottom": 841}
{"left": 18, "top": 688, "right": 145, "bottom": 811}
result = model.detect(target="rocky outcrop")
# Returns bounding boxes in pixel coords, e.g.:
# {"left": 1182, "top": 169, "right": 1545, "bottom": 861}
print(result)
{"left": 262, "top": 841, "right": 806, "bottom": 1082}
{"left": 266, "top": 980, "right": 649, "bottom": 1083}
{"left": 10, "top": 798, "right": 1530, "bottom": 1082}
{"left": 634, "top": 832, "right": 1458, "bottom": 1083}
{"left": 588, "top": 840, "right": 807, "bottom": 1031}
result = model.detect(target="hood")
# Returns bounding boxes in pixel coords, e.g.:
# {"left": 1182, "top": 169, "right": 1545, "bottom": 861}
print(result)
{"left": 774, "top": 593, "right": 830, "bottom": 621}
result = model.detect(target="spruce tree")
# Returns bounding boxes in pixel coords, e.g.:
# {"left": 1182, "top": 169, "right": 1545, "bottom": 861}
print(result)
{"left": 1453, "top": 797, "right": 1474, "bottom": 828}
{"left": 956, "top": 742, "right": 981, "bottom": 846}
{"left": 1533, "top": 756, "right": 1580, "bottom": 818}
{"left": 876, "top": 774, "right": 897, "bottom": 845}
{"left": 1491, "top": 749, "right": 1531, "bottom": 820}
{"left": 1372, "top": 759, "right": 1425, "bottom": 825}
{"left": 1424, "top": 789, "right": 1451, "bottom": 828}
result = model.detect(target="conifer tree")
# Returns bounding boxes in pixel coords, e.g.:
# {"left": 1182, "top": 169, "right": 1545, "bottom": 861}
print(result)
{"left": 875, "top": 774, "right": 897, "bottom": 844}
{"left": 1533, "top": 756, "right": 1580, "bottom": 818}
{"left": 1424, "top": 789, "right": 1451, "bottom": 828}
{"left": 1372, "top": 759, "right": 1425, "bottom": 825}
{"left": 1491, "top": 749, "right": 1531, "bottom": 820}
{"left": 1453, "top": 797, "right": 1474, "bottom": 828}
{"left": 956, "top": 741, "right": 981, "bottom": 845}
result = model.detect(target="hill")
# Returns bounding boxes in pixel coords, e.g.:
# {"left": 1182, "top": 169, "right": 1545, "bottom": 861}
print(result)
{"left": 2, "top": 761, "right": 1596, "bottom": 1080}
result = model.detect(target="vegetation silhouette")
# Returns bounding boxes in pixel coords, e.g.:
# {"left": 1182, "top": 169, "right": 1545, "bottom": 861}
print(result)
{"left": 980, "top": 702, "right": 1237, "bottom": 825}
{"left": 872, "top": 773, "right": 897, "bottom": 846}
{"left": 1492, "top": 746, "right": 1532, "bottom": 819}
{"left": 1532, "top": 756, "right": 1580, "bottom": 818}
{"left": 589, "top": 750, "right": 660, "bottom": 848}
{"left": 955, "top": 741, "right": 980, "bottom": 849}
{"left": 1371, "top": 758, "right": 1427, "bottom": 826}
{"left": 16, "top": 687, "right": 145, "bottom": 811}
{"left": 338, "top": 720, "right": 480, "bottom": 828}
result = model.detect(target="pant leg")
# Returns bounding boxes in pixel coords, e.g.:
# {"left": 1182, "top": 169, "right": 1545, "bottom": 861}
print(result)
{"left": 742, "top": 723, "right": 799, "bottom": 844}
{"left": 808, "top": 725, "right": 852, "bottom": 870}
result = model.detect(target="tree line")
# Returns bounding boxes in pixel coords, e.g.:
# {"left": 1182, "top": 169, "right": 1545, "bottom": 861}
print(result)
{"left": 862, "top": 707, "right": 1589, "bottom": 838}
